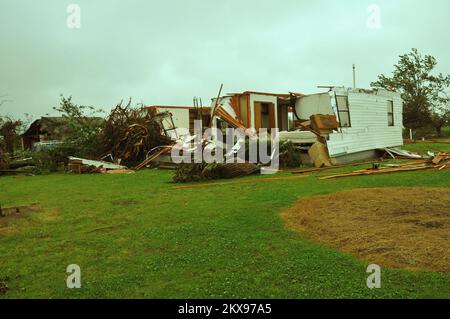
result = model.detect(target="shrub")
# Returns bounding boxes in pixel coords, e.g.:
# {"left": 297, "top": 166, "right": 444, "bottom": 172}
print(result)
{"left": 0, "top": 140, "right": 9, "bottom": 170}
{"left": 279, "top": 141, "right": 301, "bottom": 168}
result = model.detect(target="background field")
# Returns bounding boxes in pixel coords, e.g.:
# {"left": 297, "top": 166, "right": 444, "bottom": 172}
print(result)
{"left": 1, "top": 142, "right": 449, "bottom": 298}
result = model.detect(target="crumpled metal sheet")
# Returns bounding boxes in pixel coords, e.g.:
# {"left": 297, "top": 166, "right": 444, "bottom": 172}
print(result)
{"left": 68, "top": 157, "right": 126, "bottom": 170}
{"left": 383, "top": 148, "right": 425, "bottom": 159}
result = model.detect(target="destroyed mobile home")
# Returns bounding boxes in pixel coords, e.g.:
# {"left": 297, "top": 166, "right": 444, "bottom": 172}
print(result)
{"left": 4, "top": 86, "right": 450, "bottom": 181}
{"left": 207, "top": 87, "right": 404, "bottom": 167}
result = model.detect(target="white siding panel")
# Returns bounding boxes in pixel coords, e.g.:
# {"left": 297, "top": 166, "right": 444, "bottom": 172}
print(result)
{"left": 158, "top": 108, "right": 190, "bottom": 129}
{"left": 327, "top": 92, "right": 403, "bottom": 157}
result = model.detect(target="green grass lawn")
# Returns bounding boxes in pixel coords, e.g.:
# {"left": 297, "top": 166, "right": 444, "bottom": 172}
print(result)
{"left": 1, "top": 142, "right": 450, "bottom": 299}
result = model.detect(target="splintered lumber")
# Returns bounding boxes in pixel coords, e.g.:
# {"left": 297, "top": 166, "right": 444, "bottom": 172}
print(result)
{"left": 215, "top": 106, "right": 247, "bottom": 131}
{"left": 105, "top": 169, "right": 135, "bottom": 174}
{"left": 432, "top": 152, "right": 446, "bottom": 165}
{"left": 380, "top": 159, "right": 430, "bottom": 169}
{"left": 291, "top": 160, "right": 383, "bottom": 174}
{"left": 209, "top": 83, "right": 224, "bottom": 128}
{"left": 319, "top": 165, "right": 437, "bottom": 180}
{"left": 431, "top": 152, "right": 450, "bottom": 165}
{"left": 133, "top": 146, "right": 172, "bottom": 171}
{"left": 396, "top": 159, "right": 430, "bottom": 166}
{"left": 174, "top": 174, "right": 311, "bottom": 189}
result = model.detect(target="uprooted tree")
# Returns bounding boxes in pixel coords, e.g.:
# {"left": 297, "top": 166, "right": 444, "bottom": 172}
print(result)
{"left": 53, "top": 96, "right": 172, "bottom": 167}
{"left": 371, "top": 48, "right": 450, "bottom": 136}
{"left": 97, "top": 99, "right": 172, "bottom": 167}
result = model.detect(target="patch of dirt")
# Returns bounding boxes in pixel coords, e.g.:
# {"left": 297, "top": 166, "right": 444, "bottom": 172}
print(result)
{"left": 0, "top": 204, "right": 45, "bottom": 236}
{"left": 0, "top": 279, "right": 8, "bottom": 295}
{"left": 0, "top": 204, "right": 40, "bottom": 224}
{"left": 281, "top": 187, "right": 450, "bottom": 273}
{"left": 111, "top": 199, "right": 138, "bottom": 206}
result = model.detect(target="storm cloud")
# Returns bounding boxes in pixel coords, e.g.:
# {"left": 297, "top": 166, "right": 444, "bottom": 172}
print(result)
{"left": 1, "top": 0, "right": 449, "bottom": 118}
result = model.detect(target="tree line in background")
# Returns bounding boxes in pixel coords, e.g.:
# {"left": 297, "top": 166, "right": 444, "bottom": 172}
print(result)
{"left": 372, "top": 48, "right": 450, "bottom": 137}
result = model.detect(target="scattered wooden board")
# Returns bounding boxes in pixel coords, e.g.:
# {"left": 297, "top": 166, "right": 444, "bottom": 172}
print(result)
{"left": 133, "top": 146, "right": 172, "bottom": 171}
{"left": 319, "top": 165, "right": 438, "bottom": 180}
{"left": 105, "top": 169, "right": 135, "bottom": 174}
{"left": 432, "top": 152, "right": 446, "bottom": 165}
{"left": 291, "top": 160, "right": 383, "bottom": 175}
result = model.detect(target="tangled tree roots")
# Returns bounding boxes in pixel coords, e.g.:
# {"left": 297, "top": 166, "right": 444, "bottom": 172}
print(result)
{"left": 173, "top": 162, "right": 260, "bottom": 183}
{"left": 98, "top": 99, "right": 172, "bottom": 167}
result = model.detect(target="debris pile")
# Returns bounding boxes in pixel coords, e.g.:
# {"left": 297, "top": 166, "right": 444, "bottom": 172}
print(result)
{"left": 173, "top": 162, "right": 260, "bottom": 183}
{"left": 98, "top": 99, "right": 173, "bottom": 167}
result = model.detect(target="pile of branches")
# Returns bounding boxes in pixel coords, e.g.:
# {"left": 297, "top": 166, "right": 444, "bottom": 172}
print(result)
{"left": 173, "top": 162, "right": 260, "bottom": 183}
{"left": 98, "top": 99, "right": 172, "bottom": 167}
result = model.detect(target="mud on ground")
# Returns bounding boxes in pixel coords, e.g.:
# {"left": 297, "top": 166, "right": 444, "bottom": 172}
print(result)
{"left": 281, "top": 187, "right": 450, "bottom": 273}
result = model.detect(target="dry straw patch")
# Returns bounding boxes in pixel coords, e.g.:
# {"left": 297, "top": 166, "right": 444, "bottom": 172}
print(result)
{"left": 282, "top": 187, "right": 450, "bottom": 273}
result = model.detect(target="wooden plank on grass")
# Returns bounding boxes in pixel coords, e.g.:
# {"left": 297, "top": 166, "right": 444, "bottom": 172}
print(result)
{"left": 291, "top": 160, "right": 383, "bottom": 174}
{"left": 432, "top": 152, "right": 446, "bottom": 165}
{"left": 133, "top": 146, "right": 172, "bottom": 171}
{"left": 319, "top": 165, "right": 436, "bottom": 180}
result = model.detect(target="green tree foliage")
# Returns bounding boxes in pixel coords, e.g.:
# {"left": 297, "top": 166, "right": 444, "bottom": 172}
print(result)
{"left": 53, "top": 95, "right": 104, "bottom": 157}
{"left": 0, "top": 95, "right": 23, "bottom": 155}
{"left": 371, "top": 48, "right": 450, "bottom": 136}
{"left": 0, "top": 117, "right": 22, "bottom": 153}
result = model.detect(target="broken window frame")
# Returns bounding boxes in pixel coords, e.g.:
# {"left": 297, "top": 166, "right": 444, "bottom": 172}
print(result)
{"left": 387, "top": 100, "right": 394, "bottom": 127}
{"left": 335, "top": 95, "right": 351, "bottom": 128}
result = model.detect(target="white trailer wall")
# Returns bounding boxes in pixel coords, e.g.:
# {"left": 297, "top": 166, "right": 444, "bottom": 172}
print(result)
{"left": 159, "top": 108, "right": 190, "bottom": 129}
{"left": 294, "top": 92, "right": 334, "bottom": 119}
{"left": 326, "top": 90, "right": 403, "bottom": 157}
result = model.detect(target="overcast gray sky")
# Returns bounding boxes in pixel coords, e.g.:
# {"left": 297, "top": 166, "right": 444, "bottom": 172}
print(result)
{"left": 1, "top": 0, "right": 449, "bottom": 119}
